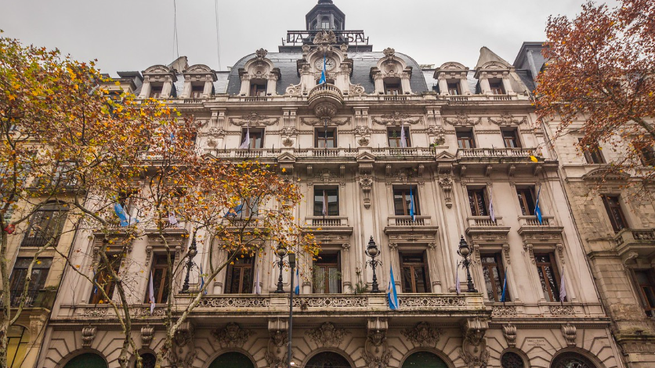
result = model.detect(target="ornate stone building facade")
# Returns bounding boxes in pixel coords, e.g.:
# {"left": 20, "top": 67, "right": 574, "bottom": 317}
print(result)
{"left": 35, "top": 1, "right": 624, "bottom": 368}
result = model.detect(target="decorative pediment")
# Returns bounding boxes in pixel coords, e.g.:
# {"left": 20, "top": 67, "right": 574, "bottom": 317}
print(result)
{"left": 372, "top": 112, "right": 421, "bottom": 126}
{"left": 434, "top": 62, "right": 469, "bottom": 79}
{"left": 313, "top": 30, "right": 337, "bottom": 45}
{"left": 488, "top": 114, "right": 528, "bottom": 126}
{"left": 143, "top": 65, "right": 175, "bottom": 76}
{"left": 479, "top": 61, "right": 510, "bottom": 71}
{"left": 276, "top": 152, "right": 297, "bottom": 163}
{"left": 230, "top": 113, "right": 279, "bottom": 127}
{"left": 306, "top": 322, "right": 350, "bottom": 347}
{"left": 443, "top": 114, "right": 482, "bottom": 127}
{"left": 582, "top": 167, "right": 631, "bottom": 181}
{"left": 435, "top": 151, "right": 456, "bottom": 160}
{"left": 357, "top": 151, "right": 376, "bottom": 162}
{"left": 185, "top": 64, "right": 213, "bottom": 74}
{"left": 301, "top": 117, "right": 350, "bottom": 126}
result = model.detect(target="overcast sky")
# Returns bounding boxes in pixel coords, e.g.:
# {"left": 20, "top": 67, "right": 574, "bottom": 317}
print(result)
{"left": 1, "top": 0, "right": 618, "bottom": 75}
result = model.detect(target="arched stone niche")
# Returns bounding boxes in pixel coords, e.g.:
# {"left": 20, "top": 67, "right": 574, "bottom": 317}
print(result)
{"left": 180, "top": 64, "right": 217, "bottom": 99}
{"left": 238, "top": 49, "right": 281, "bottom": 96}
{"left": 434, "top": 62, "right": 471, "bottom": 96}
{"left": 371, "top": 48, "right": 413, "bottom": 95}
{"left": 139, "top": 65, "right": 177, "bottom": 99}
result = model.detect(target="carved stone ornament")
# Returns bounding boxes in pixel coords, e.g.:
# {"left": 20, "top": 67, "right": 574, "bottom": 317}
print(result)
{"left": 438, "top": 177, "right": 453, "bottom": 208}
{"left": 443, "top": 113, "right": 482, "bottom": 127}
{"left": 359, "top": 175, "right": 373, "bottom": 209}
{"left": 255, "top": 48, "right": 268, "bottom": 59}
{"left": 402, "top": 322, "right": 441, "bottom": 346}
{"left": 503, "top": 323, "right": 517, "bottom": 348}
{"left": 168, "top": 327, "right": 196, "bottom": 368}
{"left": 492, "top": 305, "right": 517, "bottom": 317}
{"left": 550, "top": 305, "right": 575, "bottom": 315}
{"left": 383, "top": 47, "right": 395, "bottom": 58}
{"left": 488, "top": 113, "right": 528, "bottom": 127}
{"left": 372, "top": 112, "right": 421, "bottom": 126}
{"left": 141, "top": 325, "right": 155, "bottom": 347}
{"left": 265, "top": 330, "right": 288, "bottom": 368}
{"left": 301, "top": 117, "right": 350, "bottom": 126}
{"left": 427, "top": 125, "right": 446, "bottom": 145}
{"left": 230, "top": 112, "right": 279, "bottom": 127}
{"left": 212, "top": 322, "right": 254, "bottom": 348}
{"left": 363, "top": 330, "right": 391, "bottom": 368}
{"left": 350, "top": 84, "right": 366, "bottom": 96}
{"left": 200, "top": 126, "right": 225, "bottom": 138}
{"left": 314, "top": 30, "right": 337, "bottom": 45}
{"left": 306, "top": 322, "right": 350, "bottom": 347}
{"left": 313, "top": 102, "right": 339, "bottom": 119}
{"left": 81, "top": 325, "right": 97, "bottom": 348}
{"left": 459, "top": 318, "right": 490, "bottom": 368}
{"left": 561, "top": 323, "right": 577, "bottom": 346}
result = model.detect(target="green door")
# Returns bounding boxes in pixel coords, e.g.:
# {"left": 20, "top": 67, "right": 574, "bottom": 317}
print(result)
{"left": 209, "top": 352, "right": 254, "bottom": 368}
{"left": 402, "top": 352, "right": 448, "bottom": 368}
{"left": 64, "top": 353, "right": 107, "bottom": 368}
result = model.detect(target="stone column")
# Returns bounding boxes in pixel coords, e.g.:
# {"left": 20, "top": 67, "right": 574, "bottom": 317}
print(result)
{"left": 502, "top": 73, "right": 514, "bottom": 94}
{"left": 180, "top": 81, "right": 192, "bottom": 98}
{"left": 202, "top": 80, "right": 213, "bottom": 97}
{"left": 239, "top": 75, "right": 251, "bottom": 96}
{"left": 460, "top": 77, "right": 472, "bottom": 95}
{"left": 266, "top": 74, "right": 278, "bottom": 96}
{"left": 438, "top": 77, "right": 449, "bottom": 95}
{"left": 138, "top": 78, "right": 151, "bottom": 99}
{"left": 161, "top": 80, "right": 173, "bottom": 98}
{"left": 479, "top": 73, "right": 491, "bottom": 94}
{"left": 373, "top": 74, "right": 384, "bottom": 94}
{"left": 400, "top": 73, "right": 412, "bottom": 94}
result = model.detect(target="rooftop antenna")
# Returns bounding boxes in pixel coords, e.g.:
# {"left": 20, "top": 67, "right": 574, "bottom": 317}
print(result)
{"left": 214, "top": 0, "right": 223, "bottom": 70}
{"left": 173, "top": 0, "right": 180, "bottom": 59}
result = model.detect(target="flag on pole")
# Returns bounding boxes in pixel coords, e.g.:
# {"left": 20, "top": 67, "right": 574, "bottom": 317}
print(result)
{"left": 322, "top": 190, "right": 328, "bottom": 217}
{"left": 409, "top": 187, "right": 416, "bottom": 222}
{"left": 400, "top": 125, "right": 407, "bottom": 148}
{"left": 387, "top": 265, "right": 399, "bottom": 310}
{"left": 559, "top": 272, "right": 567, "bottom": 303}
{"left": 113, "top": 203, "right": 130, "bottom": 227}
{"left": 319, "top": 54, "right": 327, "bottom": 85}
{"left": 92, "top": 270, "right": 98, "bottom": 295}
{"left": 455, "top": 261, "right": 461, "bottom": 295}
{"left": 225, "top": 203, "right": 244, "bottom": 218}
{"left": 294, "top": 266, "right": 300, "bottom": 295}
{"left": 149, "top": 270, "right": 156, "bottom": 314}
{"left": 500, "top": 270, "right": 508, "bottom": 302}
{"left": 255, "top": 267, "right": 261, "bottom": 295}
{"left": 488, "top": 187, "right": 496, "bottom": 222}
{"left": 239, "top": 127, "right": 250, "bottom": 149}
{"left": 534, "top": 185, "right": 543, "bottom": 224}
{"left": 199, "top": 264, "right": 207, "bottom": 295}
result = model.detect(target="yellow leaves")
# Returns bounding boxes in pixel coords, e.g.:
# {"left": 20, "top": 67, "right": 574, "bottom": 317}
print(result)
{"left": 530, "top": 156, "right": 539, "bottom": 163}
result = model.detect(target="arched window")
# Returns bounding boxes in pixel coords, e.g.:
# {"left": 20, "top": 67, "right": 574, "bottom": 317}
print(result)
{"left": 402, "top": 352, "right": 447, "bottom": 368}
{"left": 63, "top": 353, "right": 107, "bottom": 368}
{"left": 7, "top": 326, "right": 29, "bottom": 368}
{"left": 209, "top": 352, "right": 254, "bottom": 368}
{"left": 306, "top": 352, "right": 352, "bottom": 368}
{"left": 501, "top": 352, "right": 525, "bottom": 368}
{"left": 321, "top": 17, "right": 330, "bottom": 29}
{"left": 551, "top": 353, "right": 596, "bottom": 368}
{"left": 134, "top": 353, "right": 156, "bottom": 368}
{"left": 21, "top": 202, "right": 68, "bottom": 247}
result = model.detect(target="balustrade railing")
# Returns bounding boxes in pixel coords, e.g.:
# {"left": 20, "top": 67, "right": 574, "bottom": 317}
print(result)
{"left": 519, "top": 215, "right": 556, "bottom": 227}
{"left": 387, "top": 215, "right": 432, "bottom": 226}
{"left": 457, "top": 148, "right": 535, "bottom": 159}
{"left": 615, "top": 228, "right": 655, "bottom": 246}
{"left": 371, "top": 147, "right": 435, "bottom": 157}
{"left": 467, "top": 216, "right": 504, "bottom": 227}
{"left": 307, "top": 216, "right": 349, "bottom": 227}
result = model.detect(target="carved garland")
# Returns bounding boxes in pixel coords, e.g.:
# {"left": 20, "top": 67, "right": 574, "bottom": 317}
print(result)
{"left": 306, "top": 322, "right": 350, "bottom": 347}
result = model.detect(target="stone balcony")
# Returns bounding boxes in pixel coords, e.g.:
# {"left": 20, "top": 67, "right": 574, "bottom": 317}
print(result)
{"left": 614, "top": 228, "right": 655, "bottom": 262}
{"left": 304, "top": 216, "right": 353, "bottom": 236}
{"left": 371, "top": 147, "right": 437, "bottom": 161}
{"left": 465, "top": 216, "right": 511, "bottom": 241}
{"left": 307, "top": 83, "right": 344, "bottom": 109}
{"left": 384, "top": 215, "right": 439, "bottom": 235}
{"left": 517, "top": 215, "right": 565, "bottom": 245}
{"left": 457, "top": 147, "right": 536, "bottom": 161}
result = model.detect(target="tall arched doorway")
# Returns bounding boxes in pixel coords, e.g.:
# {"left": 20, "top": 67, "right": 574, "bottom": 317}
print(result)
{"left": 402, "top": 351, "right": 448, "bottom": 368}
{"left": 209, "top": 352, "right": 254, "bottom": 368}
{"left": 551, "top": 353, "right": 597, "bottom": 368}
{"left": 306, "top": 352, "right": 352, "bottom": 368}
{"left": 63, "top": 353, "right": 107, "bottom": 368}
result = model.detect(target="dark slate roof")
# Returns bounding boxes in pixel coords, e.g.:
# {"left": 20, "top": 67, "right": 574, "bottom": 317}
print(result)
{"left": 515, "top": 69, "right": 536, "bottom": 93}
{"left": 225, "top": 51, "right": 429, "bottom": 95}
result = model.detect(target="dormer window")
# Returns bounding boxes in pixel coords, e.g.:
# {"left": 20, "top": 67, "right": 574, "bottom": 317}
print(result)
{"left": 321, "top": 17, "right": 330, "bottom": 29}
{"left": 249, "top": 79, "right": 267, "bottom": 97}
{"left": 190, "top": 84, "right": 204, "bottom": 98}
{"left": 384, "top": 78, "right": 402, "bottom": 95}
{"left": 150, "top": 85, "right": 163, "bottom": 98}
{"left": 489, "top": 79, "right": 505, "bottom": 94}
{"left": 447, "top": 81, "right": 460, "bottom": 95}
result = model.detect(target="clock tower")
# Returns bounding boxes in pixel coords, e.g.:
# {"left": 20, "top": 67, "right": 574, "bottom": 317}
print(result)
{"left": 306, "top": 0, "right": 346, "bottom": 31}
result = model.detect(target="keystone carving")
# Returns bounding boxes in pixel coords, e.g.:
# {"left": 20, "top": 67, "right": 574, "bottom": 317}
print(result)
{"left": 168, "top": 326, "right": 196, "bottom": 368}
{"left": 443, "top": 113, "right": 482, "bottom": 127}
{"left": 81, "top": 326, "right": 97, "bottom": 348}
{"left": 359, "top": 175, "right": 373, "bottom": 209}
{"left": 402, "top": 322, "right": 441, "bottom": 346}
{"left": 306, "top": 322, "right": 349, "bottom": 347}
{"left": 141, "top": 325, "right": 155, "bottom": 347}
{"left": 314, "top": 30, "right": 337, "bottom": 45}
{"left": 212, "top": 322, "right": 253, "bottom": 348}
{"left": 488, "top": 113, "right": 527, "bottom": 127}
{"left": 502, "top": 323, "right": 517, "bottom": 347}
{"left": 363, "top": 329, "right": 391, "bottom": 368}
{"left": 301, "top": 117, "right": 350, "bottom": 126}
{"left": 459, "top": 318, "right": 489, "bottom": 368}
{"left": 230, "top": 113, "right": 279, "bottom": 127}
{"left": 561, "top": 323, "right": 577, "bottom": 346}
{"left": 372, "top": 112, "right": 421, "bottom": 126}
{"left": 265, "top": 330, "right": 288, "bottom": 368}
{"left": 438, "top": 177, "right": 453, "bottom": 208}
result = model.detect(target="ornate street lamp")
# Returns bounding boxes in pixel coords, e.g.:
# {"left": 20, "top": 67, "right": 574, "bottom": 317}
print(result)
{"left": 181, "top": 233, "right": 198, "bottom": 293}
{"left": 274, "top": 244, "right": 288, "bottom": 293}
{"left": 287, "top": 252, "right": 296, "bottom": 368}
{"left": 457, "top": 236, "right": 477, "bottom": 292}
{"left": 365, "top": 236, "right": 381, "bottom": 293}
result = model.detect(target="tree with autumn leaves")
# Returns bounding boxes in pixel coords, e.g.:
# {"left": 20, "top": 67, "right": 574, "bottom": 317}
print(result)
{"left": 1, "top": 34, "right": 316, "bottom": 368}
{"left": 536, "top": 0, "right": 655, "bottom": 181}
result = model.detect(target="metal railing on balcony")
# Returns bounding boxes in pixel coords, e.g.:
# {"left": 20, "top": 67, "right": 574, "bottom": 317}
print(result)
{"left": 8, "top": 289, "right": 39, "bottom": 307}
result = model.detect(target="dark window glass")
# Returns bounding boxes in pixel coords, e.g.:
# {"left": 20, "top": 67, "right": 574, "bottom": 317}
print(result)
{"left": 21, "top": 203, "right": 68, "bottom": 247}
{"left": 135, "top": 353, "right": 156, "bottom": 368}
{"left": 634, "top": 269, "right": 655, "bottom": 316}
{"left": 145, "top": 255, "right": 171, "bottom": 304}
{"left": 502, "top": 129, "right": 521, "bottom": 148}
{"left": 306, "top": 352, "right": 351, "bottom": 368}
{"left": 516, "top": 187, "right": 536, "bottom": 216}
{"left": 89, "top": 253, "right": 123, "bottom": 304}
{"left": 150, "top": 85, "right": 162, "bottom": 99}
{"left": 313, "top": 252, "right": 341, "bottom": 293}
{"left": 315, "top": 128, "right": 337, "bottom": 148}
{"left": 190, "top": 85, "right": 205, "bottom": 98}
{"left": 249, "top": 80, "right": 267, "bottom": 97}
{"left": 384, "top": 80, "right": 402, "bottom": 95}
{"left": 393, "top": 186, "right": 419, "bottom": 216}
{"left": 489, "top": 80, "right": 505, "bottom": 94}
{"left": 456, "top": 130, "right": 475, "bottom": 149}
{"left": 400, "top": 252, "right": 430, "bottom": 293}
{"left": 9, "top": 258, "right": 52, "bottom": 307}
{"left": 401, "top": 352, "right": 447, "bottom": 368}
{"left": 225, "top": 254, "right": 254, "bottom": 294}
{"left": 314, "top": 187, "right": 339, "bottom": 216}
{"left": 602, "top": 195, "right": 627, "bottom": 233}
{"left": 634, "top": 140, "right": 655, "bottom": 166}
{"left": 447, "top": 81, "right": 460, "bottom": 95}
{"left": 7, "top": 325, "right": 30, "bottom": 368}
{"left": 501, "top": 352, "right": 524, "bottom": 368}
{"left": 579, "top": 139, "right": 605, "bottom": 164}
{"left": 481, "top": 254, "right": 508, "bottom": 302}
{"left": 468, "top": 188, "right": 488, "bottom": 216}
{"left": 387, "top": 128, "right": 411, "bottom": 148}
{"left": 241, "top": 128, "right": 264, "bottom": 149}
{"left": 535, "top": 253, "right": 561, "bottom": 302}
{"left": 551, "top": 353, "right": 596, "bottom": 368}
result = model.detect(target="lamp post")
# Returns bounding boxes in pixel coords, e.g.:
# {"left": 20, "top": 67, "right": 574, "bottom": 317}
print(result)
{"left": 365, "top": 236, "right": 381, "bottom": 293}
{"left": 457, "top": 236, "right": 477, "bottom": 292}
{"left": 275, "top": 244, "right": 288, "bottom": 293}
{"left": 287, "top": 252, "right": 296, "bottom": 368}
{"left": 181, "top": 233, "right": 198, "bottom": 293}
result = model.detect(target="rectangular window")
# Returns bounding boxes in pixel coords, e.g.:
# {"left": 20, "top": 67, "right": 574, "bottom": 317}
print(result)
{"left": 634, "top": 269, "right": 655, "bottom": 316}
{"left": 315, "top": 128, "right": 337, "bottom": 148}
{"left": 51, "top": 161, "right": 78, "bottom": 188}
{"left": 387, "top": 127, "right": 411, "bottom": 148}
{"left": 241, "top": 128, "right": 264, "bottom": 149}
{"left": 535, "top": 253, "right": 561, "bottom": 302}
{"left": 602, "top": 195, "right": 628, "bottom": 233}
{"left": 89, "top": 253, "right": 122, "bottom": 304}
{"left": 21, "top": 205, "right": 68, "bottom": 247}
{"left": 190, "top": 84, "right": 204, "bottom": 98}
{"left": 634, "top": 141, "right": 655, "bottom": 166}
{"left": 249, "top": 80, "right": 267, "bottom": 97}
{"left": 579, "top": 139, "right": 605, "bottom": 164}
{"left": 400, "top": 252, "right": 430, "bottom": 293}
{"left": 456, "top": 129, "right": 476, "bottom": 149}
{"left": 384, "top": 80, "right": 402, "bottom": 95}
{"left": 393, "top": 186, "right": 419, "bottom": 216}
{"left": 225, "top": 253, "right": 254, "bottom": 294}
{"left": 489, "top": 79, "right": 505, "bottom": 94}
{"left": 145, "top": 254, "right": 170, "bottom": 304}
{"left": 150, "top": 85, "right": 162, "bottom": 99}
{"left": 468, "top": 188, "right": 488, "bottom": 216}
{"left": 9, "top": 258, "right": 52, "bottom": 307}
{"left": 314, "top": 187, "right": 339, "bottom": 216}
{"left": 516, "top": 187, "right": 536, "bottom": 216}
{"left": 481, "top": 253, "right": 508, "bottom": 302}
{"left": 313, "top": 252, "right": 341, "bottom": 293}
{"left": 502, "top": 128, "right": 521, "bottom": 148}
{"left": 447, "top": 81, "right": 460, "bottom": 95}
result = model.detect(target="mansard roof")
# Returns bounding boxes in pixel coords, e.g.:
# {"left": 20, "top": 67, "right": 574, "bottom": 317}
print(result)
{"left": 475, "top": 46, "right": 513, "bottom": 70}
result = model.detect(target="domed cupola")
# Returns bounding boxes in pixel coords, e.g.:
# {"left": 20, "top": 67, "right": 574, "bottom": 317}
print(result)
{"left": 306, "top": 0, "right": 346, "bottom": 31}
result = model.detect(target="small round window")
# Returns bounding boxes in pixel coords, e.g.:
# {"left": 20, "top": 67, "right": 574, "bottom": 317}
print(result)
{"left": 501, "top": 352, "right": 525, "bottom": 368}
